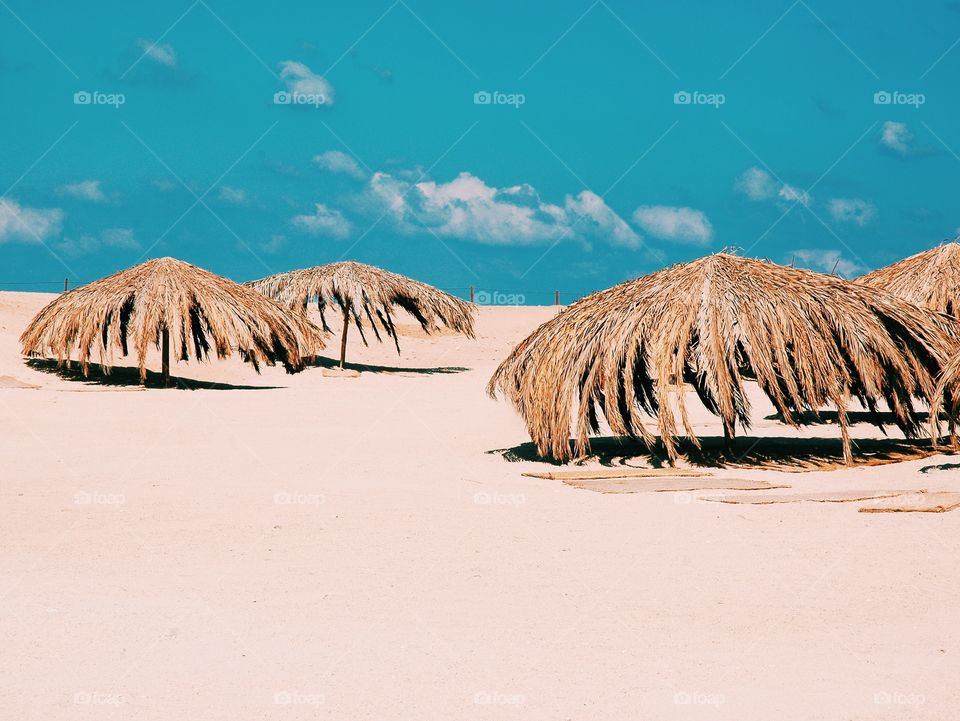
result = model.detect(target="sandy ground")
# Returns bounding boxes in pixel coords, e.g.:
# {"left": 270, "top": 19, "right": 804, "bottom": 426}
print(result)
{"left": 1, "top": 290, "right": 959, "bottom": 721}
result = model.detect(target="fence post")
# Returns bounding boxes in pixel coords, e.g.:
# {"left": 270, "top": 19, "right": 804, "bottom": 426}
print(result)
{"left": 555, "top": 290, "right": 559, "bottom": 306}
{"left": 63, "top": 277, "right": 69, "bottom": 292}
{"left": 469, "top": 286, "right": 474, "bottom": 303}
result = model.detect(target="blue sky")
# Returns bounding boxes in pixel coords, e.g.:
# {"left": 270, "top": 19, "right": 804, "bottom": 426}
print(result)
{"left": 2, "top": 1, "right": 959, "bottom": 302}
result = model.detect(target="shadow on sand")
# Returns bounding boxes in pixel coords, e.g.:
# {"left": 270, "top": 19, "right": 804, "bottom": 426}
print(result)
{"left": 26, "top": 358, "right": 281, "bottom": 390}
{"left": 489, "top": 435, "right": 946, "bottom": 471}
{"left": 763, "top": 409, "right": 933, "bottom": 426}
{"left": 310, "top": 355, "right": 468, "bottom": 375}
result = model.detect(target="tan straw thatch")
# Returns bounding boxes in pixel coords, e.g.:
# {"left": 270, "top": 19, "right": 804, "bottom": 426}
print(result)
{"left": 248, "top": 261, "right": 475, "bottom": 367}
{"left": 931, "top": 351, "right": 960, "bottom": 444}
{"left": 488, "top": 253, "right": 960, "bottom": 464}
{"left": 858, "top": 241, "right": 960, "bottom": 316}
{"left": 21, "top": 257, "right": 326, "bottom": 384}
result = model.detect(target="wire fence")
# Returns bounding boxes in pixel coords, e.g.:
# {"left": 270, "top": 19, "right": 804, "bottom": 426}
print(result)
{"left": 0, "top": 279, "right": 595, "bottom": 305}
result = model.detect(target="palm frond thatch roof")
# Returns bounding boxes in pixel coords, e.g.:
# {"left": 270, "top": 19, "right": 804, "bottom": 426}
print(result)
{"left": 932, "top": 351, "right": 960, "bottom": 440}
{"left": 248, "top": 261, "right": 475, "bottom": 358}
{"left": 488, "top": 253, "right": 960, "bottom": 463}
{"left": 858, "top": 242, "right": 960, "bottom": 316}
{"left": 20, "top": 257, "right": 327, "bottom": 381}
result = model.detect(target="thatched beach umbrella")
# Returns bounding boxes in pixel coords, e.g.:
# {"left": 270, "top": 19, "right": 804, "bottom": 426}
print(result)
{"left": 21, "top": 257, "right": 326, "bottom": 385}
{"left": 249, "top": 261, "right": 475, "bottom": 367}
{"left": 488, "top": 253, "right": 960, "bottom": 464}
{"left": 858, "top": 242, "right": 960, "bottom": 316}
{"left": 932, "top": 351, "right": 960, "bottom": 446}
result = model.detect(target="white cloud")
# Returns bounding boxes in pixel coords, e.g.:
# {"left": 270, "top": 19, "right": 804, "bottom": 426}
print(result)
{"left": 218, "top": 186, "right": 248, "bottom": 205}
{"left": 778, "top": 184, "right": 812, "bottom": 207}
{"left": 632, "top": 205, "right": 713, "bottom": 244}
{"left": 279, "top": 60, "right": 334, "bottom": 106}
{"left": 881, "top": 121, "right": 911, "bottom": 155}
{"left": 565, "top": 191, "right": 641, "bottom": 248}
{"left": 736, "top": 166, "right": 811, "bottom": 207}
{"left": 791, "top": 249, "right": 865, "bottom": 278}
{"left": 292, "top": 203, "right": 352, "bottom": 238}
{"left": 364, "top": 171, "right": 640, "bottom": 247}
{"left": 313, "top": 150, "right": 365, "bottom": 179}
{"left": 734, "top": 167, "right": 777, "bottom": 201}
{"left": 828, "top": 198, "right": 877, "bottom": 226}
{"left": 0, "top": 199, "right": 63, "bottom": 243}
{"left": 101, "top": 228, "right": 139, "bottom": 248}
{"left": 58, "top": 179, "right": 108, "bottom": 203}
{"left": 137, "top": 38, "right": 176, "bottom": 67}
{"left": 149, "top": 178, "right": 177, "bottom": 192}
{"left": 55, "top": 227, "right": 139, "bottom": 256}
{"left": 260, "top": 234, "right": 286, "bottom": 254}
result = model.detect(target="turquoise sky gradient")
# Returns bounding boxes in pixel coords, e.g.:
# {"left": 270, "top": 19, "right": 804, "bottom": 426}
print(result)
{"left": 2, "top": 0, "right": 959, "bottom": 302}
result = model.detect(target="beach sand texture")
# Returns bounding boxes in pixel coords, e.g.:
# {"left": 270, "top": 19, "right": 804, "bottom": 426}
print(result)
{"left": 2, "top": 290, "right": 959, "bottom": 720}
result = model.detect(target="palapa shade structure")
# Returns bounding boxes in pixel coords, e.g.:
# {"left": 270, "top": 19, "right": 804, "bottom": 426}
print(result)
{"left": 488, "top": 253, "right": 960, "bottom": 464}
{"left": 21, "top": 257, "right": 326, "bottom": 385}
{"left": 931, "top": 350, "right": 960, "bottom": 445}
{"left": 858, "top": 242, "right": 960, "bottom": 316}
{"left": 249, "top": 261, "right": 475, "bottom": 367}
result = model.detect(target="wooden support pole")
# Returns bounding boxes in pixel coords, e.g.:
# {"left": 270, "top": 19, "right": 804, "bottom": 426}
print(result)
{"left": 723, "top": 423, "right": 735, "bottom": 455}
{"left": 555, "top": 290, "right": 560, "bottom": 306}
{"left": 161, "top": 327, "right": 170, "bottom": 387}
{"left": 469, "top": 286, "right": 474, "bottom": 303}
{"left": 339, "top": 304, "right": 350, "bottom": 368}
{"left": 63, "top": 277, "right": 69, "bottom": 292}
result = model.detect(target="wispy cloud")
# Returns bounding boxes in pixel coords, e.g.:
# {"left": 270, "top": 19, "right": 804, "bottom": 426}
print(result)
{"left": 313, "top": 150, "right": 365, "bottom": 179}
{"left": 292, "top": 203, "right": 352, "bottom": 238}
{"left": 278, "top": 60, "right": 334, "bottom": 106}
{"left": 778, "top": 184, "right": 812, "bottom": 207}
{"left": 0, "top": 199, "right": 63, "bottom": 243}
{"left": 736, "top": 167, "right": 812, "bottom": 207}
{"left": 260, "top": 234, "right": 286, "bottom": 254}
{"left": 55, "top": 228, "right": 139, "bottom": 257}
{"left": 632, "top": 205, "right": 713, "bottom": 244}
{"left": 828, "top": 198, "right": 876, "bottom": 226}
{"left": 136, "top": 38, "right": 177, "bottom": 67}
{"left": 218, "top": 186, "right": 249, "bottom": 205}
{"left": 880, "top": 121, "right": 911, "bottom": 156}
{"left": 734, "top": 166, "right": 777, "bottom": 201}
{"left": 790, "top": 249, "right": 865, "bottom": 278}
{"left": 57, "top": 179, "right": 108, "bottom": 203}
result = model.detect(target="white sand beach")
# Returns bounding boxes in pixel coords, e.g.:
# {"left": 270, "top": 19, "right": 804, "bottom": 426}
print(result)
{"left": 2, "top": 290, "right": 959, "bottom": 720}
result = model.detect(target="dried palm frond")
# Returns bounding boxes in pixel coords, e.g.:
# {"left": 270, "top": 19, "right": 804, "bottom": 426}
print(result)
{"left": 931, "top": 351, "right": 960, "bottom": 444}
{"left": 248, "top": 261, "right": 475, "bottom": 366}
{"left": 858, "top": 241, "right": 960, "bottom": 316}
{"left": 21, "top": 257, "right": 326, "bottom": 383}
{"left": 488, "top": 253, "right": 960, "bottom": 463}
